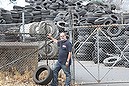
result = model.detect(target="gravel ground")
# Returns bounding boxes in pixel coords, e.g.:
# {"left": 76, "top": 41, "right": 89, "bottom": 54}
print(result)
{"left": 38, "top": 60, "right": 129, "bottom": 86}
{"left": 1, "top": 60, "right": 129, "bottom": 86}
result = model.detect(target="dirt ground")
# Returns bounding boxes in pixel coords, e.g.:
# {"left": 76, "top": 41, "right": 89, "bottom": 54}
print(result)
{"left": 0, "top": 68, "right": 78, "bottom": 86}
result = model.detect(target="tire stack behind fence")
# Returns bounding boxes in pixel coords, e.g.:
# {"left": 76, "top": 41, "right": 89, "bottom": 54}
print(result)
{"left": 0, "top": 0, "right": 129, "bottom": 85}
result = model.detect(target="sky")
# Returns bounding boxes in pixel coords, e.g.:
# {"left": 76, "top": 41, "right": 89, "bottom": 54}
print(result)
{"left": 0, "top": 0, "right": 29, "bottom": 10}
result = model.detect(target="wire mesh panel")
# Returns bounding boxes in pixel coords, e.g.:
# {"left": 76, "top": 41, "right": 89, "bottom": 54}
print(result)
{"left": 73, "top": 24, "right": 129, "bottom": 85}
{"left": 0, "top": 24, "right": 40, "bottom": 85}
{"left": 0, "top": 21, "right": 60, "bottom": 85}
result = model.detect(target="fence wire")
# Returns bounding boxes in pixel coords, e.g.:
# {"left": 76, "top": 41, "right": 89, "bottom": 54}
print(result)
{"left": 73, "top": 24, "right": 129, "bottom": 85}
{"left": 1, "top": 22, "right": 129, "bottom": 85}
{"left": 0, "top": 21, "right": 60, "bottom": 86}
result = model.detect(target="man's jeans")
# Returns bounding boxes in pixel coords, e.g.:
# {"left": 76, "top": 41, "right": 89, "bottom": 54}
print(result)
{"left": 51, "top": 61, "right": 71, "bottom": 86}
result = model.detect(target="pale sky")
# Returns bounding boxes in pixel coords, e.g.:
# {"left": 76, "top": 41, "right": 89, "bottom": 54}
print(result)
{"left": 0, "top": 0, "right": 29, "bottom": 10}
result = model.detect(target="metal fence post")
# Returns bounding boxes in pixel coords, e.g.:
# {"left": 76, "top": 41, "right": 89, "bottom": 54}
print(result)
{"left": 22, "top": 9, "right": 25, "bottom": 42}
{"left": 68, "top": 6, "right": 75, "bottom": 85}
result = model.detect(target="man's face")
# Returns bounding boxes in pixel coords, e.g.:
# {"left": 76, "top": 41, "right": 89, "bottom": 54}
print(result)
{"left": 60, "top": 33, "right": 66, "bottom": 40}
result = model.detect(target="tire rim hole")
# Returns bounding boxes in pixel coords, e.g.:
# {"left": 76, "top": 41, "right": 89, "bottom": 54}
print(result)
{"left": 38, "top": 70, "right": 48, "bottom": 80}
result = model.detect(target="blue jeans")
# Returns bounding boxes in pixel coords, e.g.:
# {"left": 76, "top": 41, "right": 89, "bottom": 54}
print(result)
{"left": 51, "top": 61, "right": 71, "bottom": 86}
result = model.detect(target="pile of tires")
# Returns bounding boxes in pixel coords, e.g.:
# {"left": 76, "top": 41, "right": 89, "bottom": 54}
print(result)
{"left": 26, "top": 20, "right": 59, "bottom": 60}
{"left": 29, "top": 20, "right": 59, "bottom": 41}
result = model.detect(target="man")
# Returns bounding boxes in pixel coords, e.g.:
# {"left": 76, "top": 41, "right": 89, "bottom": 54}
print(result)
{"left": 47, "top": 32, "right": 72, "bottom": 86}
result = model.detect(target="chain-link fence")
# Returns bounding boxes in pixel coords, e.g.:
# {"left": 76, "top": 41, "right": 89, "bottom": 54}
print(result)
{"left": 0, "top": 21, "right": 60, "bottom": 85}
{"left": 0, "top": 23, "right": 40, "bottom": 85}
{"left": 1, "top": 22, "right": 129, "bottom": 86}
{"left": 1, "top": 0, "right": 129, "bottom": 85}
{"left": 73, "top": 23, "right": 129, "bottom": 85}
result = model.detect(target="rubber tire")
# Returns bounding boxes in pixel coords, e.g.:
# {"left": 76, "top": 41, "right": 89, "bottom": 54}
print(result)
{"left": 42, "top": 42, "right": 58, "bottom": 58}
{"left": 106, "top": 25, "right": 122, "bottom": 37}
{"left": 56, "top": 21, "right": 68, "bottom": 32}
{"left": 38, "top": 20, "right": 58, "bottom": 38}
{"left": 33, "top": 65, "right": 53, "bottom": 85}
{"left": 38, "top": 41, "right": 58, "bottom": 59}
{"left": 94, "top": 17, "right": 111, "bottom": 25}
{"left": 103, "top": 56, "right": 121, "bottom": 67}
{"left": 29, "top": 22, "right": 40, "bottom": 37}
{"left": 102, "top": 14, "right": 120, "bottom": 23}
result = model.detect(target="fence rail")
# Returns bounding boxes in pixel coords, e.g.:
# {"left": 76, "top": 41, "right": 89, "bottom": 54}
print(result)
{"left": 0, "top": 22, "right": 129, "bottom": 85}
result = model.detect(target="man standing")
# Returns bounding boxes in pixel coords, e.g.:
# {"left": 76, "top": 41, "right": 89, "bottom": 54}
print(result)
{"left": 47, "top": 32, "right": 72, "bottom": 86}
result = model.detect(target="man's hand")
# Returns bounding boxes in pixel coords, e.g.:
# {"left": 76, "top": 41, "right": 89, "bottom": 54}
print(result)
{"left": 47, "top": 33, "right": 58, "bottom": 43}
{"left": 47, "top": 33, "right": 52, "bottom": 39}
{"left": 65, "top": 61, "right": 69, "bottom": 67}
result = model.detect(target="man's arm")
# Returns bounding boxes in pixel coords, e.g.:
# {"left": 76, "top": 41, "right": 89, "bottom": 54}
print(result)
{"left": 66, "top": 52, "right": 72, "bottom": 67}
{"left": 47, "top": 34, "right": 58, "bottom": 43}
{"left": 67, "top": 52, "right": 72, "bottom": 62}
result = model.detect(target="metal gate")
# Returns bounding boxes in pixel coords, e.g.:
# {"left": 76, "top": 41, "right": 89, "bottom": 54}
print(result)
{"left": 73, "top": 24, "right": 129, "bottom": 85}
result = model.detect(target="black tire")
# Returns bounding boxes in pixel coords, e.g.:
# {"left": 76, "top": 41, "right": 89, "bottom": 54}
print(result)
{"left": 109, "top": 14, "right": 120, "bottom": 23}
{"left": 1, "top": 11, "right": 13, "bottom": 23}
{"left": 103, "top": 56, "right": 121, "bottom": 67}
{"left": 38, "top": 20, "right": 58, "bottom": 38}
{"left": 77, "top": 9, "right": 87, "bottom": 17}
{"left": 86, "top": 17, "right": 99, "bottom": 24}
{"left": 103, "top": 18, "right": 113, "bottom": 25}
{"left": 13, "top": 5, "right": 24, "bottom": 11}
{"left": 38, "top": 41, "right": 58, "bottom": 59}
{"left": 33, "top": 65, "right": 53, "bottom": 85}
{"left": 29, "top": 22, "right": 40, "bottom": 37}
{"left": 111, "top": 35, "right": 129, "bottom": 41}
{"left": 48, "top": 3, "right": 59, "bottom": 10}
{"left": 41, "top": 9, "right": 50, "bottom": 15}
{"left": 56, "top": 21, "right": 68, "bottom": 32}
{"left": 94, "top": 11, "right": 105, "bottom": 17}
{"left": 106, "top": 25, "right": 123, "bottom": 37}
{"left": 34, "top": 5, "right": 43, "bottom": 11}
{"left": 10, "top": 11, "right": 20, "bottom": 18}
{"left": 42, "top": 42, "right": 58, "bottom": 58}
{"left": 102, "top": 14, "right": 120, "bottom": 23}
{"left": 32, "top": 11, "right": 41, "bottom": 15}
{"left": 94, "top": 17, "right": 111, "bottom": 25}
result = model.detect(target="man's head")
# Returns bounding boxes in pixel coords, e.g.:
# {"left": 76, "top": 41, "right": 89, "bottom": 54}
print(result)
{"left": 59, "top": 32, "right": 67, "bottom": 40}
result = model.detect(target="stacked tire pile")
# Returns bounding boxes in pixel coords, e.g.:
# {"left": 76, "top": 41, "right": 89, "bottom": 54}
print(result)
{"left": 26, "top": 20, "right": 59, "bottom": 60}
{"left": 0, "top": 24, "right": 20, "bottom": 42}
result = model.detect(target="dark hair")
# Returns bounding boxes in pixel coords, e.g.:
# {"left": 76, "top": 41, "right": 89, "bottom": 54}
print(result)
{"left": 66, "top": 35, "right": 69, "bottom": 39}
